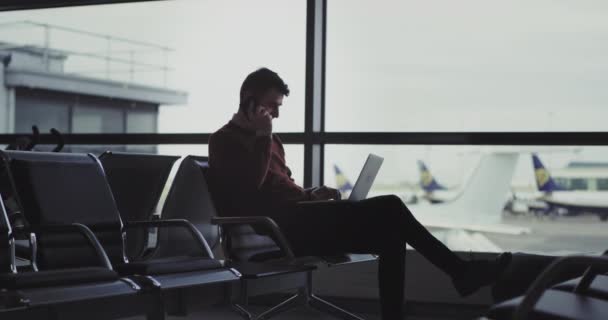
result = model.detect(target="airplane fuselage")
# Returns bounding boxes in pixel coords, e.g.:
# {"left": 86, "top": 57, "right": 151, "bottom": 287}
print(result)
{"left": 540, "top": 191, "right": 608, "bottom": 220}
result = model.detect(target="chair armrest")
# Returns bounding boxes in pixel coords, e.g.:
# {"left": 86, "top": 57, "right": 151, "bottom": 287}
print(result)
{"left": 211, "top": 216, "right": 295, "bottom": 260}
{"left": 125, "top": 219, "right": 213, "bottom": 258}
{"left": 573, "top": 250, "right": 608, "bottom": 294}
{"left": 13, "top": 223, "right": 113, "bottom": 271}
{"left": 514, "top": 255, "right": 608, "bottom": 320}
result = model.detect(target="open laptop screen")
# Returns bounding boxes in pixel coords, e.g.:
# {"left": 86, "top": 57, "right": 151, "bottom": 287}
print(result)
{"left": 349, "top": 154, "right": 384, "bottom": 201}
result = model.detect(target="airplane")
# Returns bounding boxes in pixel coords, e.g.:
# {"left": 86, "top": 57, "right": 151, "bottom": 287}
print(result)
{"left": 334, "top": 153, "right": 531, "bottom": 252}
{"left": 417, "top": 160, "right": 458, "bottom": 204}
{"left": 532, "top": 153, "right": 608, "bottom": 221}
{"left": 333, "top": 164, "right": 354, "bottom": 197}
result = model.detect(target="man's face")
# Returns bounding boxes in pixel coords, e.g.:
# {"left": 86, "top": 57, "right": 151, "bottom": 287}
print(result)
{"left": 258, "top": 88, "right": 284, "bottom": 119}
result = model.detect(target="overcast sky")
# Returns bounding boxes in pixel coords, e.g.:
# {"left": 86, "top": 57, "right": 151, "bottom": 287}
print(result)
{"left": 2, "top": 0, "right": 608, "bottom": 187}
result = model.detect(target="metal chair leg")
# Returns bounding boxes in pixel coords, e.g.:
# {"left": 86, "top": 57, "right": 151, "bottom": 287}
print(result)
{"left": 254, "top": 293, "right": 303, "bottom": 320}
{"left": 231, "top": 303, "right": 253, "bottom": 320}
{"left": 234, "top": 270, "right": 366, "bottom": 320}
{"left": 309, "top": 294, "right": 365, "bottom": 320}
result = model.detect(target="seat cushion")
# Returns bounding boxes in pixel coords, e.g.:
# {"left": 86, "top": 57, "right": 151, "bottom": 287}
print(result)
{"left": 243, "top": 248, "right": 285, "bottom": 262}
{"left": 0, "top": 267, "right": 118, "bottom": 289}
{"left": 488, "top": 289, "right": 608, "bottom": 320}
{"left": 554, "top": 275, "right": 608, "bottom": 300}
{"left": 116, "top": 256, "right": 225, "bottom": 276}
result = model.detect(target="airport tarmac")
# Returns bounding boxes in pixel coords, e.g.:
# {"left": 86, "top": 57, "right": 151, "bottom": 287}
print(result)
{"left": 485, "top": 213, "right": 608, "bottom": 255}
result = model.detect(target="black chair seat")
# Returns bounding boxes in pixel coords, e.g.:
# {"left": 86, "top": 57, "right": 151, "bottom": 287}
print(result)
{"left": 117, "top": 256, "right": 225, "bottom": 275}
{"left": 241, "top": 248, "right": 285, "bottom": 262}
{"left": 488, "top": 289, "right": 608, "bottom": 320}
{"left": 0, "top": 267, "right": 118, "bottom": 289}
{"left": 554, "top": 276, "right": 608, "bottom": 300}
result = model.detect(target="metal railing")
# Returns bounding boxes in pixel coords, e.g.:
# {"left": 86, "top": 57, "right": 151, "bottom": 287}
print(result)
{"left": 0, "top": 20, "right": 173, "bottom": 87}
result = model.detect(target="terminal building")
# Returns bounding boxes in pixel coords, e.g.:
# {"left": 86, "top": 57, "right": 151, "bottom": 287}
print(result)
{"left": 0, "top": 24, "right": 187, "bottom": 153}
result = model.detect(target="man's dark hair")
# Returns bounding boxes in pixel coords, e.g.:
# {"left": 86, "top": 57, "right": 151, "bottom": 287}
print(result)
{"left": 239, "top": 68, "right": 290, "bottom": 103}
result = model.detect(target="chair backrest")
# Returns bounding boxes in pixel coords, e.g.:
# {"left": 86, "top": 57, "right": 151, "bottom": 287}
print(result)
{"left": 158, "top": 156, "right": 219, "bottom": 257}
{"left": 201, "top": 159, "right": 282, "bottom": 262}
{"left": 99, "top": 151, "right": 179, "bottom": 258}
{"left": 0, "top": 151, "right": 126, "bottom": 269}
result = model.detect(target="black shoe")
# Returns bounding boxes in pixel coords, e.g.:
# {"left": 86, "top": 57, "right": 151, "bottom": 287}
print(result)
{"left": 452, "top": 252, "right": 512, "bottom": 297}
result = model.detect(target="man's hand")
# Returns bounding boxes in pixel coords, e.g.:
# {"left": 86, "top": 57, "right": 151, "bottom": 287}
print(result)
{"left": 310, "top": 186, "right": 341, "bottom": 201}
{"left": 247, "top": 102, "right": 272, "bottom": 136}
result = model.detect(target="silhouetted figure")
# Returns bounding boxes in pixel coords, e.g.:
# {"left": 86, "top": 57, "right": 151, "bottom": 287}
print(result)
{"left": 208, "top": 68, "right": 511, "bottom": 319}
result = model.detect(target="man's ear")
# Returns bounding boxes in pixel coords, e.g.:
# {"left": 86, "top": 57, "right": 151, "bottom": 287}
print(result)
{"left": 241, "top": 90, "right": 253, "bottom": 103}
{"left": 239, "top": 91, "right": 253, "bottom": 114}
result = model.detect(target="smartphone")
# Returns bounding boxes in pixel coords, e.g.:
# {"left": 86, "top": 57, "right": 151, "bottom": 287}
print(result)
{"left": 239, "top": 96, "right": 258, "bottom": 120}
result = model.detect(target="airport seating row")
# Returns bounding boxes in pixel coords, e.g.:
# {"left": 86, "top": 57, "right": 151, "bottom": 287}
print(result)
{"left": 0, "top": 150, "right": 371, "bottom": 320}
{"left": 5, "top": 149, "right": 608, "bottom": 320}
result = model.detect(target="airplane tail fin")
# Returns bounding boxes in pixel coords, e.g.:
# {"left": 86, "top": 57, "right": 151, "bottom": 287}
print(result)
{"left": 532, "top": 153, "right": 565, "bottom": 192}
{"left": 446, "top": 153, "right": 519, "bottom": 223}
{"left": 334, "top": 164, "right": 354, "bottom": 195}
{"left": 418, "top": 160, "right": 447, "bottom": 192}
{"left": 420, "top": 152, "right": 530, "bottom": 235}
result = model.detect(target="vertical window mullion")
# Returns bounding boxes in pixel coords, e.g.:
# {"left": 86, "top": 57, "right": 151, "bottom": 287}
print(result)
{"left": 304, "top": 0, "right": 326, "bottom": 188}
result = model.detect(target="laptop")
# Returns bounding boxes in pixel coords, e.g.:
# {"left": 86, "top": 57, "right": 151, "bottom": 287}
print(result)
{"left": 300, "top": 153, "right": 383, "bottom": 204}
{"left": 347, "top": 153, "right": 384, "bottom": 201}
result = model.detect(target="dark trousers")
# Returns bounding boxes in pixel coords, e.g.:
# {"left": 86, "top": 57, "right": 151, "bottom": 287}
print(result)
{"left": 271, "top": 195, "right": 464, "bottom": 320}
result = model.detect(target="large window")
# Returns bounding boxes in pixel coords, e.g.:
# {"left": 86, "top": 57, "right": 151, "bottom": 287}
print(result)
{"left": 326, "top": 0, "right": 608, "bottom": 132}
{"left": 4, "top": 0, "right": 608, "bottom": 258}
{"left": 1, "top": 0, "right": 306, "bottom": 134}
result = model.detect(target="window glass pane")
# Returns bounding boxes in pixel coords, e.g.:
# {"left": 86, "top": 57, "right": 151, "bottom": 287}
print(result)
{"left": 72, "top": 105, "right": 124, "bottom": 133}
{"left": 0, "top": 0, "right": 305, "bottom": 134}
{"left": 597, "top": 179, "right": 608, "bottom": 191}
{"left": 15, "top": 89, "right": 70, "bottom": 134}
{"left": 326, "top": 1, "right": 608, "bottom": 132}
{"left": 127, "top": 106, "right": 158, "bottom": 133}
{"left": 569, "top": 178, "right": 589, "bottom": 191}
{"left": 325, "top": 145, "right": 608, "bottom": 254}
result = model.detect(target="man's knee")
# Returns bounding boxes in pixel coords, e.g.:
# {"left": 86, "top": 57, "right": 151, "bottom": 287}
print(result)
{"left": 375, "top": 194, "right": 404, "bottom": 211}
{"left": 376, "top": 195, "right": 407, "bottom": 220}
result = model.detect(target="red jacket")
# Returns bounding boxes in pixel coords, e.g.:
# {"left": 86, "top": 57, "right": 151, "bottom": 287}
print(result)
{"left": 208, "top": 121, "right": 310, "bottom": 217}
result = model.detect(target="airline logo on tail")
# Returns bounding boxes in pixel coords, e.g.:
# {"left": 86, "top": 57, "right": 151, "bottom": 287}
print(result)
{"left": 418, "top": 160, "right": 446, "bottom": 192}
{"left": 532, "top": 154, "right": 566, "bottom": 192}
{"left": 334, "top": 164, "right": 354, "bottom": 194}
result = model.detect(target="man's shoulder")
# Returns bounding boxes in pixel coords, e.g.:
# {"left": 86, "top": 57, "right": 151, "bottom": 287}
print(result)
{"left": 209, "top": 122, "right": 254, "bottom": 150}
{"left": 210, "top": 123, "right": 237, "bottom": 141}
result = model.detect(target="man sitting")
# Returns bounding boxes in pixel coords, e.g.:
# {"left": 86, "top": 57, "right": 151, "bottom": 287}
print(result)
{"left": 208, "top": 67, "right": 511, "bottom": 320}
